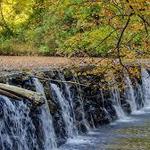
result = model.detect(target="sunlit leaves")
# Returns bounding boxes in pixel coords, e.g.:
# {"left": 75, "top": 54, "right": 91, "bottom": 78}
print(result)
{"left": 1, "top": 0, "right": 34, "bottom": 28}
{"left": 0, "top": 0, "right": 149, "bottom": 57}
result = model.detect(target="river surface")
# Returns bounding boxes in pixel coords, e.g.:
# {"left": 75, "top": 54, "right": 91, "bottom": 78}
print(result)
{"left": 60, "top": 107, "right": 150, "bottom": 150}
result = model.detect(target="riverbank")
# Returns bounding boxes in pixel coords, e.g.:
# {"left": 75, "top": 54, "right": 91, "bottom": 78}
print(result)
{"left": 0, "top": 56, "right": 71, "bottom": 71}
{"left": 1, "top": 56, "right": 150, "bottom": 72}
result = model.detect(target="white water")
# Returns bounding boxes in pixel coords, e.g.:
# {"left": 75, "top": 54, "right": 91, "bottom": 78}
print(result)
{"left": 58, "top": 73, "right": 78, "bottom": 136}
{"left": 141, "top": 68, "right": 150, "bottom": 108}
{"left": 51, "top": 83, "right": 76, "bottom": 138}
{"left": 72, "top": 76, "right": 90, "bottom": 131}
{"left": 125, "top": 76, "right": 137, "bottom": 113}
{"left": 33, "top": 78, "right": 57, "bottom": 150}
{"left": 111, "top": 86, "right": 127, "bottom": 121}
{"left": 136, "top": 81, "right": 145, "bottom": 110}
{"left": 59, "top": 72, "right": 90, "bottom": 132}
{"left": 100, "top": 90, "right": 112, "bottom": 122}
{"left": 0, "top": 96, "right": 38, "bottom": 150}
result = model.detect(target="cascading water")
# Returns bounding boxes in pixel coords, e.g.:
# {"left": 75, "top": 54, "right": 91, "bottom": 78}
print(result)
{"left": 58, "top": 73, "right": 78, "bottom": 136}
{"left": 111, "top": 85, "right": 126, "bottom": 120}
{"left": 1, "top": 67, "right": 149, "bottom": 150}
{"left": 50, "top": 83, "right": 76, "bottom": 138}
{"left": 0, "top": 96, "right": 38, "bottom": 150}
{"left": 32, "top": 78, "right": 57, "bottom": 150}
{"left": 135, "top": 81, "right": 144, "bottom": 110}
{"left": 125, "top": 75, "right": 137, "bottom": 113}
{"left": 141, "top": 68, "right": 150, "bottom": 108}
{"left": 100, "top": 90, "right": 112, "bottom": 122}
{"left": 56, "top": 72, "right": 90, "bottom": 133}
{"left": 72, "top": 76, "right": 90, "bottom": 131}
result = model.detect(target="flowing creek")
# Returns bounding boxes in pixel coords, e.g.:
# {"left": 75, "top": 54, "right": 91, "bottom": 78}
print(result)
{"left": 60, "top": 108, "right": 150, "bottom": 150}
{"left": 0, "top": 67, "right": 150, "bottom": 150}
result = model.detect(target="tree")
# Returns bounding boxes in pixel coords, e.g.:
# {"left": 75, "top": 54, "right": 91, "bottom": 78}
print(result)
{"left": 0, "top": 0, "right": 149, "bottom": 57}
{"left": 43, "top": 0, "right": 149, "bottom": 57}
{"left": 0, "top": 0, "right": 34, "bottom": 35}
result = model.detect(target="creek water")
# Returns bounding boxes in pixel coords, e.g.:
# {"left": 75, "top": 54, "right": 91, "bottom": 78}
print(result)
{"left": 60, "top": 108, "right": 150, "bottom": 150}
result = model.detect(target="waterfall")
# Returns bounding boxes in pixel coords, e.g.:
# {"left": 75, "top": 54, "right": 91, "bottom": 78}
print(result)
{"left": 135, "top": 81, "right": 144, "bottom": 109}
{"left": 72, "top": 75, "right": 90, "bottom": 131}
{"left": 1, "top": 67, "right": 149, "bottom": 150}
{"left": 100, "top": 90, "right": 112, "bottom": 122}
{"left": 111, "top": 85, "right": 126, "bottom": 120}
{"left": 50, "top": 83, "right": 76, "bottom": 138}
{"left": 32, "top": 78, "right": 57, "bottom": 150}
{"left": 0, "top": 96, "right": 38, "bottom": 150}
{"left": 57, "top": 72, "right": 89, "bottom": 132}
{"left": 58, "top": 73, "right": 78, "bottom": 136}
{"left": 141, "top": 68, "right": 150, "bottom": 107}
{"left": 125, "top": 75, "right": 137, "bottom": 113}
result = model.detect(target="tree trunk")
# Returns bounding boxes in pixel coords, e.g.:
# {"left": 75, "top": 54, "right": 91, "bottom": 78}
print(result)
{"left": 0, "top": 83, "right": 45, "bottom": 106}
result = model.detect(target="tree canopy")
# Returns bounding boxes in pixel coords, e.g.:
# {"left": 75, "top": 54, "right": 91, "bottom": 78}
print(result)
{"left": 0, "top": 0, "right": 149, "bottom": 57}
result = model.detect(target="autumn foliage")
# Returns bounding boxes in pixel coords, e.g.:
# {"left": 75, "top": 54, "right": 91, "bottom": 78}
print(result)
{"left": 0, "top": 0, "right": 149, "bottom": 58}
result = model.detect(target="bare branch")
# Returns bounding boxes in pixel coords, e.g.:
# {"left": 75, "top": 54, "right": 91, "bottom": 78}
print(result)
{"left": 116, "top": 13, "right": 132, "bottom": 72}
{"left": 32, "top": 75, "right": 89, "bottom": 87}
